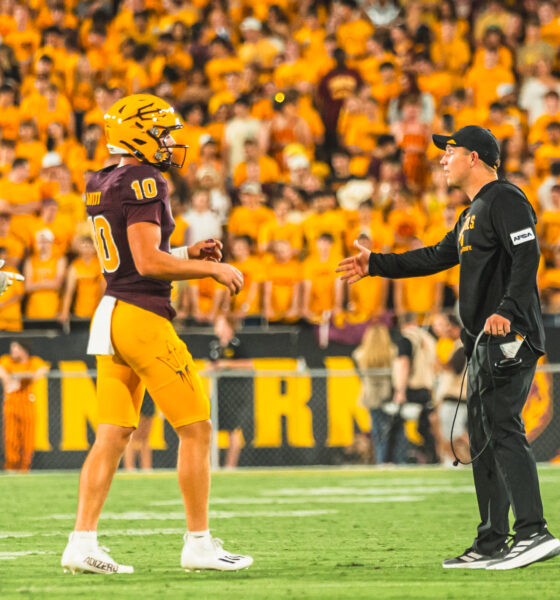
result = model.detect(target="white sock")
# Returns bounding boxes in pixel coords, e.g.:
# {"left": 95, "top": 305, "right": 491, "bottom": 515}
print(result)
{"left": 188, "top": 529, "right": 210, "bottom": 540}
{"left": 71, "top": 531, "right": 97, "bottom": 547}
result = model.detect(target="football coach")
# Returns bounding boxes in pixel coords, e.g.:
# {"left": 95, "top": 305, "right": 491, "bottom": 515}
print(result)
{"left": 337, "top": 125, "right": 560, "bottom": 570}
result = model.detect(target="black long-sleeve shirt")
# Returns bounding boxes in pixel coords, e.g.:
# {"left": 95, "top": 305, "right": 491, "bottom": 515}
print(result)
{"left": 368, "top": 180, "right": 545, "bottom": 355}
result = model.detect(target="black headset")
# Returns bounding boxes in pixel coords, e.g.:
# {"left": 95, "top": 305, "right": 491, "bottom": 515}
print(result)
{"left": 450, "top": 327, "right": 526, "bottom": 467}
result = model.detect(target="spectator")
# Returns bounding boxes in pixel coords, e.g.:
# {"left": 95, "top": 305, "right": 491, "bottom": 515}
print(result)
{"left": 227, "top": 182, "right": 274, "bottom": 245}
{"left": 223, "top": 95, "right": 260, "bottom": 176}
{"left": 263, "top": 239, "right": 302, "bottom": 323}
{"left": 353, "top": 322, "right": 395, "bottom": 464}
{"left": 0, "top": 210, "right": 24, "bottom": 269}
{"left": 208, "top": 314, "right": 253, "bottom": 468}
{"left": 183, "top": 189, "right": 223, "bottom": 244}
{"left": 59, "top": 236, "right": 103, "bottom": 324}
{"left": 233, "top": 138, "right": 281, "bottom": 188}
{"left": 227, "top": 235, "right": 264, "bottom": 320}
{"left": 538, "top": 185, "right": 560, "bottom": 262}
{"left": 539, "top": 246, "right": 560, "bottom": 313}
{"left": 23, "top": 229, "right": 67, "bottom": 321}
{"left": 393, "top": 238, "right": 445, "bottom": 318}
{"left": 0, "top": 340, "right": 49, "bottom": 471}
{"left": 391, "top": 312, "right": 438, "bottom": 464}
{"left": 433, "top": 314, "right": 469, "bottom": 465}
{"left": 301, "top": 233, "right": 343, "bottom": 323}
{"left": 317, "top": 47, "right": 363, "bottom": 151}
{"left": 258, "top": 196, "right": 302, "bottom": 256}
{"left": 0, "top": 246, "right": 24, "bottom": 331}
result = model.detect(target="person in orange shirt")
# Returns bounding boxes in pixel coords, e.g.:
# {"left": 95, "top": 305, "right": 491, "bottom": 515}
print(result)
{"left": 233, "top": 138, "right": 281, "bottom": 188}
{"left": 3, "top": 4, "right": 41, "bottom": 63}
{"left": 189, "top": 276, "right": 228, "bottom": 323}
{"left": 483, "top": 102, "right": 517, "bottom": 145}
{"left": 0, "top": 139, "right": 15, "bottom": 177}
{"left": 387, "top": 188, "right": 428, "bottom": 252}
{"left": 0, "top": 85, "right": 20, "bottom": 141}
{"left": 228, "top": 235, "right": 265, "bottom": 318}
{"left": 534, "top": 121, "right": 560, "bottom": 178}
{"left": 302, "top": 189, "right": 348, "bottom": 258}
{"left": 0, "top": 158, "right": 42, "bottom": 233}
{"left": 0, "top": 211, "right": 24, "bottom": 269}
{"left": 345, "top": 200, "right": 393, "bottom": 254}
{"left": 227, "top": 182, "right": 275, "bottom": 245}
{"left": 473, "top": 26, "right": 513, "bottom": 72}
{"left": 332, "top": 0, "right": 374, "bottom": 59}
{"left": 0, "top": 247, "right": 25, "bottom": 331}
{"left": 83, "top": 85, "right": 114, "bottom": 129}
{"left": 204, "top": 36, "right": 244, "bottom": 93}
{"left": 301, "top": 233, "right": 343, "bottom": 323}
{"left": 430, "top": 18, "right": 471, "bottom": 80}
{"left": 414, "top": 53, "right": 454, "bottom": 107}
{"left": 23, "top": 229, "right": 67, "bottom": 320}
{"left": 539, "top": 245, "right": 560, "bottom": 313}
{"left": 391, "top": 97, "right": 431, "bottom": 192}
{"left": 0, "top": 340, "right": 49, "bottom": 471}
{"left": 258, "top": 195, "right": 302, "bottom": 255}
{"left": 370, "top": 62, "right": 401, "bottom": 114}
{"left": 392, "top": 238, "right": 445, "bottom": 320}
{"left": 35, "top": 82, "right": 73, "bottom": 138}
{"left": 273, "top": 40, "right": 309, "bottom": 90}
{"left": 262, "top": 239, "right": 302, "bottom": 323}
{"left": 25, "top": 197, "right": 75, "bottom": 258}
{"left": 14, "top": 121, "right": 47, "bottom": 180}
{"left": 238, "top": 17, "right": 279, "bottom": 69}
{"left": 529, "top": 91, "right": 560, "bottom": 147}
{"left": 464, "top": 48, "right": 515, "bottom": 110}
{"left": 59, "top": 236, "right": 104, "bottom": 324}
{"left": 264, "top": 90, "right": 314, "bottom": 168}
{"left": 538, "top": 184, "right": 560, "bottom": 262}
{"left": 294, "top": 9, "right": 327, "bottom": 62}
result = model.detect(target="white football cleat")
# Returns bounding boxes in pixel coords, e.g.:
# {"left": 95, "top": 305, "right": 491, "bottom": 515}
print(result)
{"left": 181, "top": 534, "right": 253, "bottom": 571}
{"left": 61, "top": 533, "right": 134, "bottom": 574}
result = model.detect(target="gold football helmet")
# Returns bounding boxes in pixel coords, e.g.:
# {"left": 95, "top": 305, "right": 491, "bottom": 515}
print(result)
{"left": 104, "top": 94, "right": 187, "bottom": 170}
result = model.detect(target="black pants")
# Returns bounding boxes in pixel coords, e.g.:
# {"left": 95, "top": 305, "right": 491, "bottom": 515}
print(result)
{"left": 467, "top": 339, "right": 547, "bottom": 554}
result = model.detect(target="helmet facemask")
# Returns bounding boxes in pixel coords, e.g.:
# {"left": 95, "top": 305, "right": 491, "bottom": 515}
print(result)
{"left": 147, "top": 125, "right": 187, "bottom": 171}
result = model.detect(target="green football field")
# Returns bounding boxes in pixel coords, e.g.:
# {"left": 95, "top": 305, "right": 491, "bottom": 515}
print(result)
{"left": 1, "top": 466, "right": 560, "bottom": 600}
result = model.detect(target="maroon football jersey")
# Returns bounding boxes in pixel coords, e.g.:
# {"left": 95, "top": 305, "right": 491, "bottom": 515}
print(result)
{"left": 86, "top": 163, "right": 176, "bottom": 320}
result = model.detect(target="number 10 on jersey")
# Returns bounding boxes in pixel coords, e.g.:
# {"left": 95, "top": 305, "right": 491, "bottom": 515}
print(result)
{"left": 89, "top": 215, "right": 121, "bottom": 273}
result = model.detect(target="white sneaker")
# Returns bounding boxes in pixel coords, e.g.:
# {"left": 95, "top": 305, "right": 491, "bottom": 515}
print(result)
{"left": 181, "top": 534, "right": 253, "bottom": 571}
{"left": 61, "top": 533, "right": 134, "bottom": 574}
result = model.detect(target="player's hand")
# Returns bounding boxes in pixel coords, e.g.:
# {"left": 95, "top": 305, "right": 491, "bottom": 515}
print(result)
{"left": 484, "top": 313, "right": 511, "bottom": 337}
{"left": 0, "top": 261, "right": 24, "bottom": 294}
{"left": 336, "top": 241, "right": 371, "bottom": 284}
{"left": 189, "top": 239, "right": 223, "bottom": 262}
{"left": 212, "top": 263, "right": 244, "bottom": 295}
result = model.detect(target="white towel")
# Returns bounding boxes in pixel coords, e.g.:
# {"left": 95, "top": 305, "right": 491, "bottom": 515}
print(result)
{"left": 86, "top": 295, "right": 117, "bottom": 355}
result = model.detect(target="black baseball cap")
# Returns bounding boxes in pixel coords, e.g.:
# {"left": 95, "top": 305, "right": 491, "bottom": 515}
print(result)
{"left": 432, "top": 125, "right": 500, "bottom": 170}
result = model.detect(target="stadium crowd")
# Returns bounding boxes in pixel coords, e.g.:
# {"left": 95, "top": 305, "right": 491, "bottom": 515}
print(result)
{"left": 1, "top": 0, "right": 560, "bottom": 333}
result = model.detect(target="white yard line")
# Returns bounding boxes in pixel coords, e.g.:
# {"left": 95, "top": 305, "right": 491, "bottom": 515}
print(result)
{"left": 0, "top": 550, "right": 54, "bottom": 560}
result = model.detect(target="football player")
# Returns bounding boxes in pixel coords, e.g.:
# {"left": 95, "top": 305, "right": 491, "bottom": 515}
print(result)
{"left": 61, "top": 94, "right": 252, "bottom": 574}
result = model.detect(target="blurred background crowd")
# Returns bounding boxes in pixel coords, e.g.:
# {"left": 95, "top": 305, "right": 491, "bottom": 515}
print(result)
{"left": 1, "top": 0, "right": 560, "bottom": 333}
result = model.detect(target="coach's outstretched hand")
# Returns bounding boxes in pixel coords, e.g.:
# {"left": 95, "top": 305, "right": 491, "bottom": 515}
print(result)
{"left": 336, "top": 240, "right": 371, "bottom": 284}
{"left": 189, "top": 239, "right": 223, "bottom": 262}
{"left": 0, "top": 260, "right": 24, "bottom": 295}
